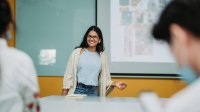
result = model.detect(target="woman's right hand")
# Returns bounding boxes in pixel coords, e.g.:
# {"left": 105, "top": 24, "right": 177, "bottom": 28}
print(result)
{"left": 61, "top": 89, "right": 69, "bottom": 96}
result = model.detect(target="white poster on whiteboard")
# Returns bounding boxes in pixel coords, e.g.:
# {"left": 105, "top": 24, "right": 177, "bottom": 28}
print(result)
{"left": 111, "top": 0, "right": 174, "bottom": 63}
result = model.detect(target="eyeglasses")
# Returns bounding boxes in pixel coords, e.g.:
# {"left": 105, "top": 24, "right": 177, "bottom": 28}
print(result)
{"left": 87, "top": 35, "right": 99, "bottom": 40}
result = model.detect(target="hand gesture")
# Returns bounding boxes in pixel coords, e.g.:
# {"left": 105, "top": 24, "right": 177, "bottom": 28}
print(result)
{"left": 115, "top": 82, "right": 127, "bottom": 90}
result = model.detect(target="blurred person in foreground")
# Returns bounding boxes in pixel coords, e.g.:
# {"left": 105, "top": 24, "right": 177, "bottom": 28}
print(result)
{"left": 140, "top": 0, "right": 200, "bottom": 112}
{"left": 0, "top": 0, "right": 40, "bottom": 112}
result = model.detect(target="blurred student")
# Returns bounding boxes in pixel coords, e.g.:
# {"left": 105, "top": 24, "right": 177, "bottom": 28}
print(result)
{"left": 141, "top": 0, "right": 200, "bottom": 112}
{"left": 0, "top": 0, "right": 40, "bottom": 112}
{"left": 62, "top": 26, "right": 127, "bottom": 96}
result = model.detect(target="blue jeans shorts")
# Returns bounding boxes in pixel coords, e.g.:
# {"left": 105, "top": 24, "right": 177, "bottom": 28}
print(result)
{"left": 74, "top": 83, "right": 99, "bottom": 96}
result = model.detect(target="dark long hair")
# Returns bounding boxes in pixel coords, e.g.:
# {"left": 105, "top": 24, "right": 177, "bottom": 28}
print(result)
{"left": 76, "top": 26, "right": 105, "bottom": 54}
{"left": 0, "top": 0, "right": 12, "bottom": 36}
{"left": 0, "top": 0, "right": 12, "bottom": 83}
{"left": 152, "top": 0, "right": 200, "bottom": 44}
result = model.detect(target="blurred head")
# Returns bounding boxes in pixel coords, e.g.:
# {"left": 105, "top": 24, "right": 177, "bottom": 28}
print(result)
{"left": 152, "top": 0, "right": 200, "bottom": 73}
{"left": 78, "top": 26, "right": 105, "bottom": 54}
{"left": 0, "top": 0, "right": 12, "bottom": 37}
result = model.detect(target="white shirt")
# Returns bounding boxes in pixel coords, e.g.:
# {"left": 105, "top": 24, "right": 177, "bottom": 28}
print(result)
{"left": 165, "top": 78, "right": 200, "bottom": 112}
{"left": 140, "top": 78, "right": 200, "bottom": 112}
{"left": 0, "top": 38, "right": 39, "bottom": 112}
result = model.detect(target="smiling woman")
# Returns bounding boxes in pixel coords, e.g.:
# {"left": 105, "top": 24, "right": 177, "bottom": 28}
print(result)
{"left": 78, "top": 26, "right": 105, "bottom": 54}
{"left": 61, "top": 26, "right": 127, "bottom": 97}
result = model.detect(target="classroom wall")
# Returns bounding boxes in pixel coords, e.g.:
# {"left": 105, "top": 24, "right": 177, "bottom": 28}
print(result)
{"left": 10, "top": 0, "right": 187, "bottom": 98}
{"left": 8, "top": 0, "right": 15, "bottom": 47}
{"left": 38, "top": 76, "right": 187, "bottom": 97}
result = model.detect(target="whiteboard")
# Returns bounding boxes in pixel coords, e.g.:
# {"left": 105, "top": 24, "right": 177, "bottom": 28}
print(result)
{"left": 98, "top": 0, "right": 179, "bottom": 76}
{"left": 16, "top": 0, "right": 96, "bottom": 76}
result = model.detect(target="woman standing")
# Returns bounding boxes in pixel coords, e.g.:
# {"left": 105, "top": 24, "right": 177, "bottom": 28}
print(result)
{"left": 62, "top": 26, "right": 127, "bottom": 96}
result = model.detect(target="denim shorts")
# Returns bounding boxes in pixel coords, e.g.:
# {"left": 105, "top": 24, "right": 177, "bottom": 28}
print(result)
{"left": 74, "top": 83, "right": 99, "bottom": 96}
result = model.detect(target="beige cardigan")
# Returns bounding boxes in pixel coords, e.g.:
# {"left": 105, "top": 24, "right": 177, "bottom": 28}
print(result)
{"left": 63, "top": 48, "right": 114, "bottom": 97}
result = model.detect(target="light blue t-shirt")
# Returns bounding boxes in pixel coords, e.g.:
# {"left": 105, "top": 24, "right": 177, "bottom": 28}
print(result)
{"left": 77, "top": 49, "right": 101, "bottom": 86}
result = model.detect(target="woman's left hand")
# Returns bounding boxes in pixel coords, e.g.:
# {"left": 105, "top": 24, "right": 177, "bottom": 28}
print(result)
{"left": 115, "top": 82, "right": 127, "bottom": 90}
